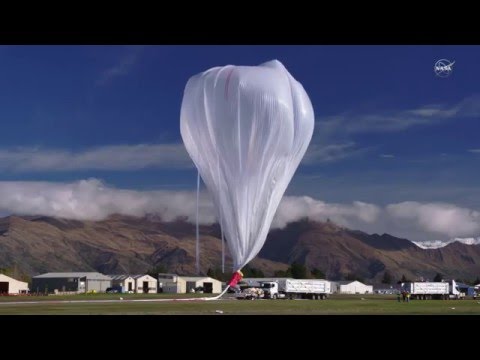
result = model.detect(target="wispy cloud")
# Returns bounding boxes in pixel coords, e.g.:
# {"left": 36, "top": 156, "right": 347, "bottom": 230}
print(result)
{"left": 0, "top": 140, "right": 365, "bottom": 172}
{"left": 304, "top": 94, "right": 480, "bottom": 165}
{"left": 303, "top": 142, "right": 368, "bottom": 164}
{"left": 379, "top": 154, "right": 395, "bottom": 158}
{"left": 96, "top": 47, "right": 142, "bottom": 86}
{"left": 316, "top": 94, "right": 480, "bottom": 137}
{"left": 0, "top": 144, "right": 192, "bottom": 172}
{"left": 468, "top": 149, "right": 480, "bottom": 153}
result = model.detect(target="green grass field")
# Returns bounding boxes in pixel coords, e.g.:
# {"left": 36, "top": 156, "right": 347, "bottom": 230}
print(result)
{"left": 0, "top": 294, "right": 479, "bottom": 314}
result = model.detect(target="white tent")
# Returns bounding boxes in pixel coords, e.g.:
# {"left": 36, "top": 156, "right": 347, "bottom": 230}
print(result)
{"left": 0, "top": 274, "right": 29, "bottom": 294}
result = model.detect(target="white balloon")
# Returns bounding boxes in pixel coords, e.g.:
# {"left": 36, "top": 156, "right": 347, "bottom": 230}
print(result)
{"left": 180, "top": 60, "right": 314, "bottom": 271}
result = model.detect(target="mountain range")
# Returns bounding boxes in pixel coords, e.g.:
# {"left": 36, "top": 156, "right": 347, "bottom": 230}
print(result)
{"left": 1, "top": 215, "right": 479, "bottom": 283}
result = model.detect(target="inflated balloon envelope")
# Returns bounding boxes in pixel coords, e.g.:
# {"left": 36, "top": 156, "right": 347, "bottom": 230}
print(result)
{"left": 181, "top": 60, "right": 314, "bottom": 289}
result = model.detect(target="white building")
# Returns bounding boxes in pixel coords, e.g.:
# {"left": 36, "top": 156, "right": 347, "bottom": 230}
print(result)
{"left": 132, "top": 274, "right": 158, "bottom": 294}
{"left": 335, "top": 280, "right": 373, "bottom": 294}
{"left": 0, "top": 274, "right": 29, "bottom": 294}
{"left": 158, "top": 274, "right": 222, "bottom": 294}
{"left": 109, "top": 275, "right": 136, "bottom": 293}
{"left": 32, "top": 272, "right": 112, "bottom": 294}
{"left": 158, "top": 274, "right": 183, "bottom": 293}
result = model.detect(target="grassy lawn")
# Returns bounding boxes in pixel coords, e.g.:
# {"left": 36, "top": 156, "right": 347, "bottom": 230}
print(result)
{"left": 0, "top": 294, "right": 479, "bottom": 314}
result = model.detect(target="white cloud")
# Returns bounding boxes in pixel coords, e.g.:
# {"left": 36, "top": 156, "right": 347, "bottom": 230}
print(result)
{"left": 96, "top": 47, "right": 142, "bottom": 86}
{"left": 272, "top": 196, "right": 380, "bottom": 229}
{"left": 0, "top": 144, "right": 192, "bottom": 172}
{"left": 386, "top": 201, "right": 480, "bottom": 237}
{"left": 317, "top": 95, "right": 480, "bottom": 136}
{"left": 0, "top": 180, "right": 381, "bottom": 229}
{"left": 0, "top": 179, "right": 215, "bottom": 223}
{"left": 455, "top": 94, "right": 480, "bottom": 117}
{"left": 304, "top": 95, "right": 480, "bottom": 165}
{"left": 380, "top": 154, "right": 395, "bottom": 158}
{"left": 468, "top": 149, "right": 480, "bottom": 153}
{"left": 0, "top": 180, "right": 479, "bottom": 243}
{"left": 303, "top": 142, "right": 366, "bottom": 164}
{"left": 0, "top": 140, "right": 362, "bottom": 172}
{"left": 317, "top": 108, "right": 436, "bottom": 136}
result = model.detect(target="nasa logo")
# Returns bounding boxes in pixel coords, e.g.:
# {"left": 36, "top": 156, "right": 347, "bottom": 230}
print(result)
{"left": 434, "top": 59, "right": 455, "bottom": 78}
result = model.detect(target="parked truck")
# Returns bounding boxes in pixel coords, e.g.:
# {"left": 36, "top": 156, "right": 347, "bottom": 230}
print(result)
{"left": 401, "top": 280, "right": 464, "bottom": 300}
{"left": 260, "top": 279, "right": 332, "bottom": 300}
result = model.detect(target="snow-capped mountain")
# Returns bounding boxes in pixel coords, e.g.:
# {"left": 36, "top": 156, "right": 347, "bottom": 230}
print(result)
{"left": 413, "top": 237, "right": 480, "bottom": 249}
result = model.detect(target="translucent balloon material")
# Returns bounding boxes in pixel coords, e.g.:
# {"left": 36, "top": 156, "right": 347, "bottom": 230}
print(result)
{"left": 180, "top": 60, "right": 314, "bottom": 271}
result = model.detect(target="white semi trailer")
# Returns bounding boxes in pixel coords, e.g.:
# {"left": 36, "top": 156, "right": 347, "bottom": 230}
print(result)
{"left": 260, "top": 279, "right": 332, "bottom": 300}
{"left": 401, "top": 280, "right": 463, "bottom": 300}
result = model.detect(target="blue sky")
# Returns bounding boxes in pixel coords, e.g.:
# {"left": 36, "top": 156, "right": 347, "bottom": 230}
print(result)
{"left": 0, "top": 45, "right": 479, "bottom": 242}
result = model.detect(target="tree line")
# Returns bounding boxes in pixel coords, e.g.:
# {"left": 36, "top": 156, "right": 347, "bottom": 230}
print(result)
{"left": 146, "top": 263, "right": 480, "bottom": 285}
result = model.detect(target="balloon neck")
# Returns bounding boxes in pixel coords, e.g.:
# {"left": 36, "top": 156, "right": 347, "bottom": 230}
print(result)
{"left": 227, "top": 270, "right": 243, "bottom": 287}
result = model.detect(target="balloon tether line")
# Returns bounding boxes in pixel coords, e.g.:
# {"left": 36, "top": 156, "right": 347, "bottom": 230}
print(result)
{"left": 220, "top": 216, "right": 225, "bottom": 273}
{"left": 195, "top": 171, "right": 200, "bottom": 275}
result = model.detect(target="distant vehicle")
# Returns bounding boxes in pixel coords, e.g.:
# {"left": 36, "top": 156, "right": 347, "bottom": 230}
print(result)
{"left": 260, "top": 279, "right": 332, "bottom": 300}
{"left": 375, "top": 289, "right": 399, "bottom": 295}
{"left": 236, "top": 279, "right": 332, "bottom": 300}
{"left": 106, "top": 286, "right": 122, "bottom": 294}
{"left": 456, "top": 282, "right": 477, "bottom": 298}
{"left": 401, "top": 280, "right": 464, "bottom": 300}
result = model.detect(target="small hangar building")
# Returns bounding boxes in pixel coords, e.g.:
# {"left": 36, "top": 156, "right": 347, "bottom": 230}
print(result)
{"left": 109, "top": 275, "right": 136, "bottom": 293}
{"left": 158, "top": 274, "right": 222, "bottom": 294}
{"left": 108, "top": 274, "right": 158, "bottom": 293}
{"left": 32, "top": 272, "right": 112, "bottom": 294}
